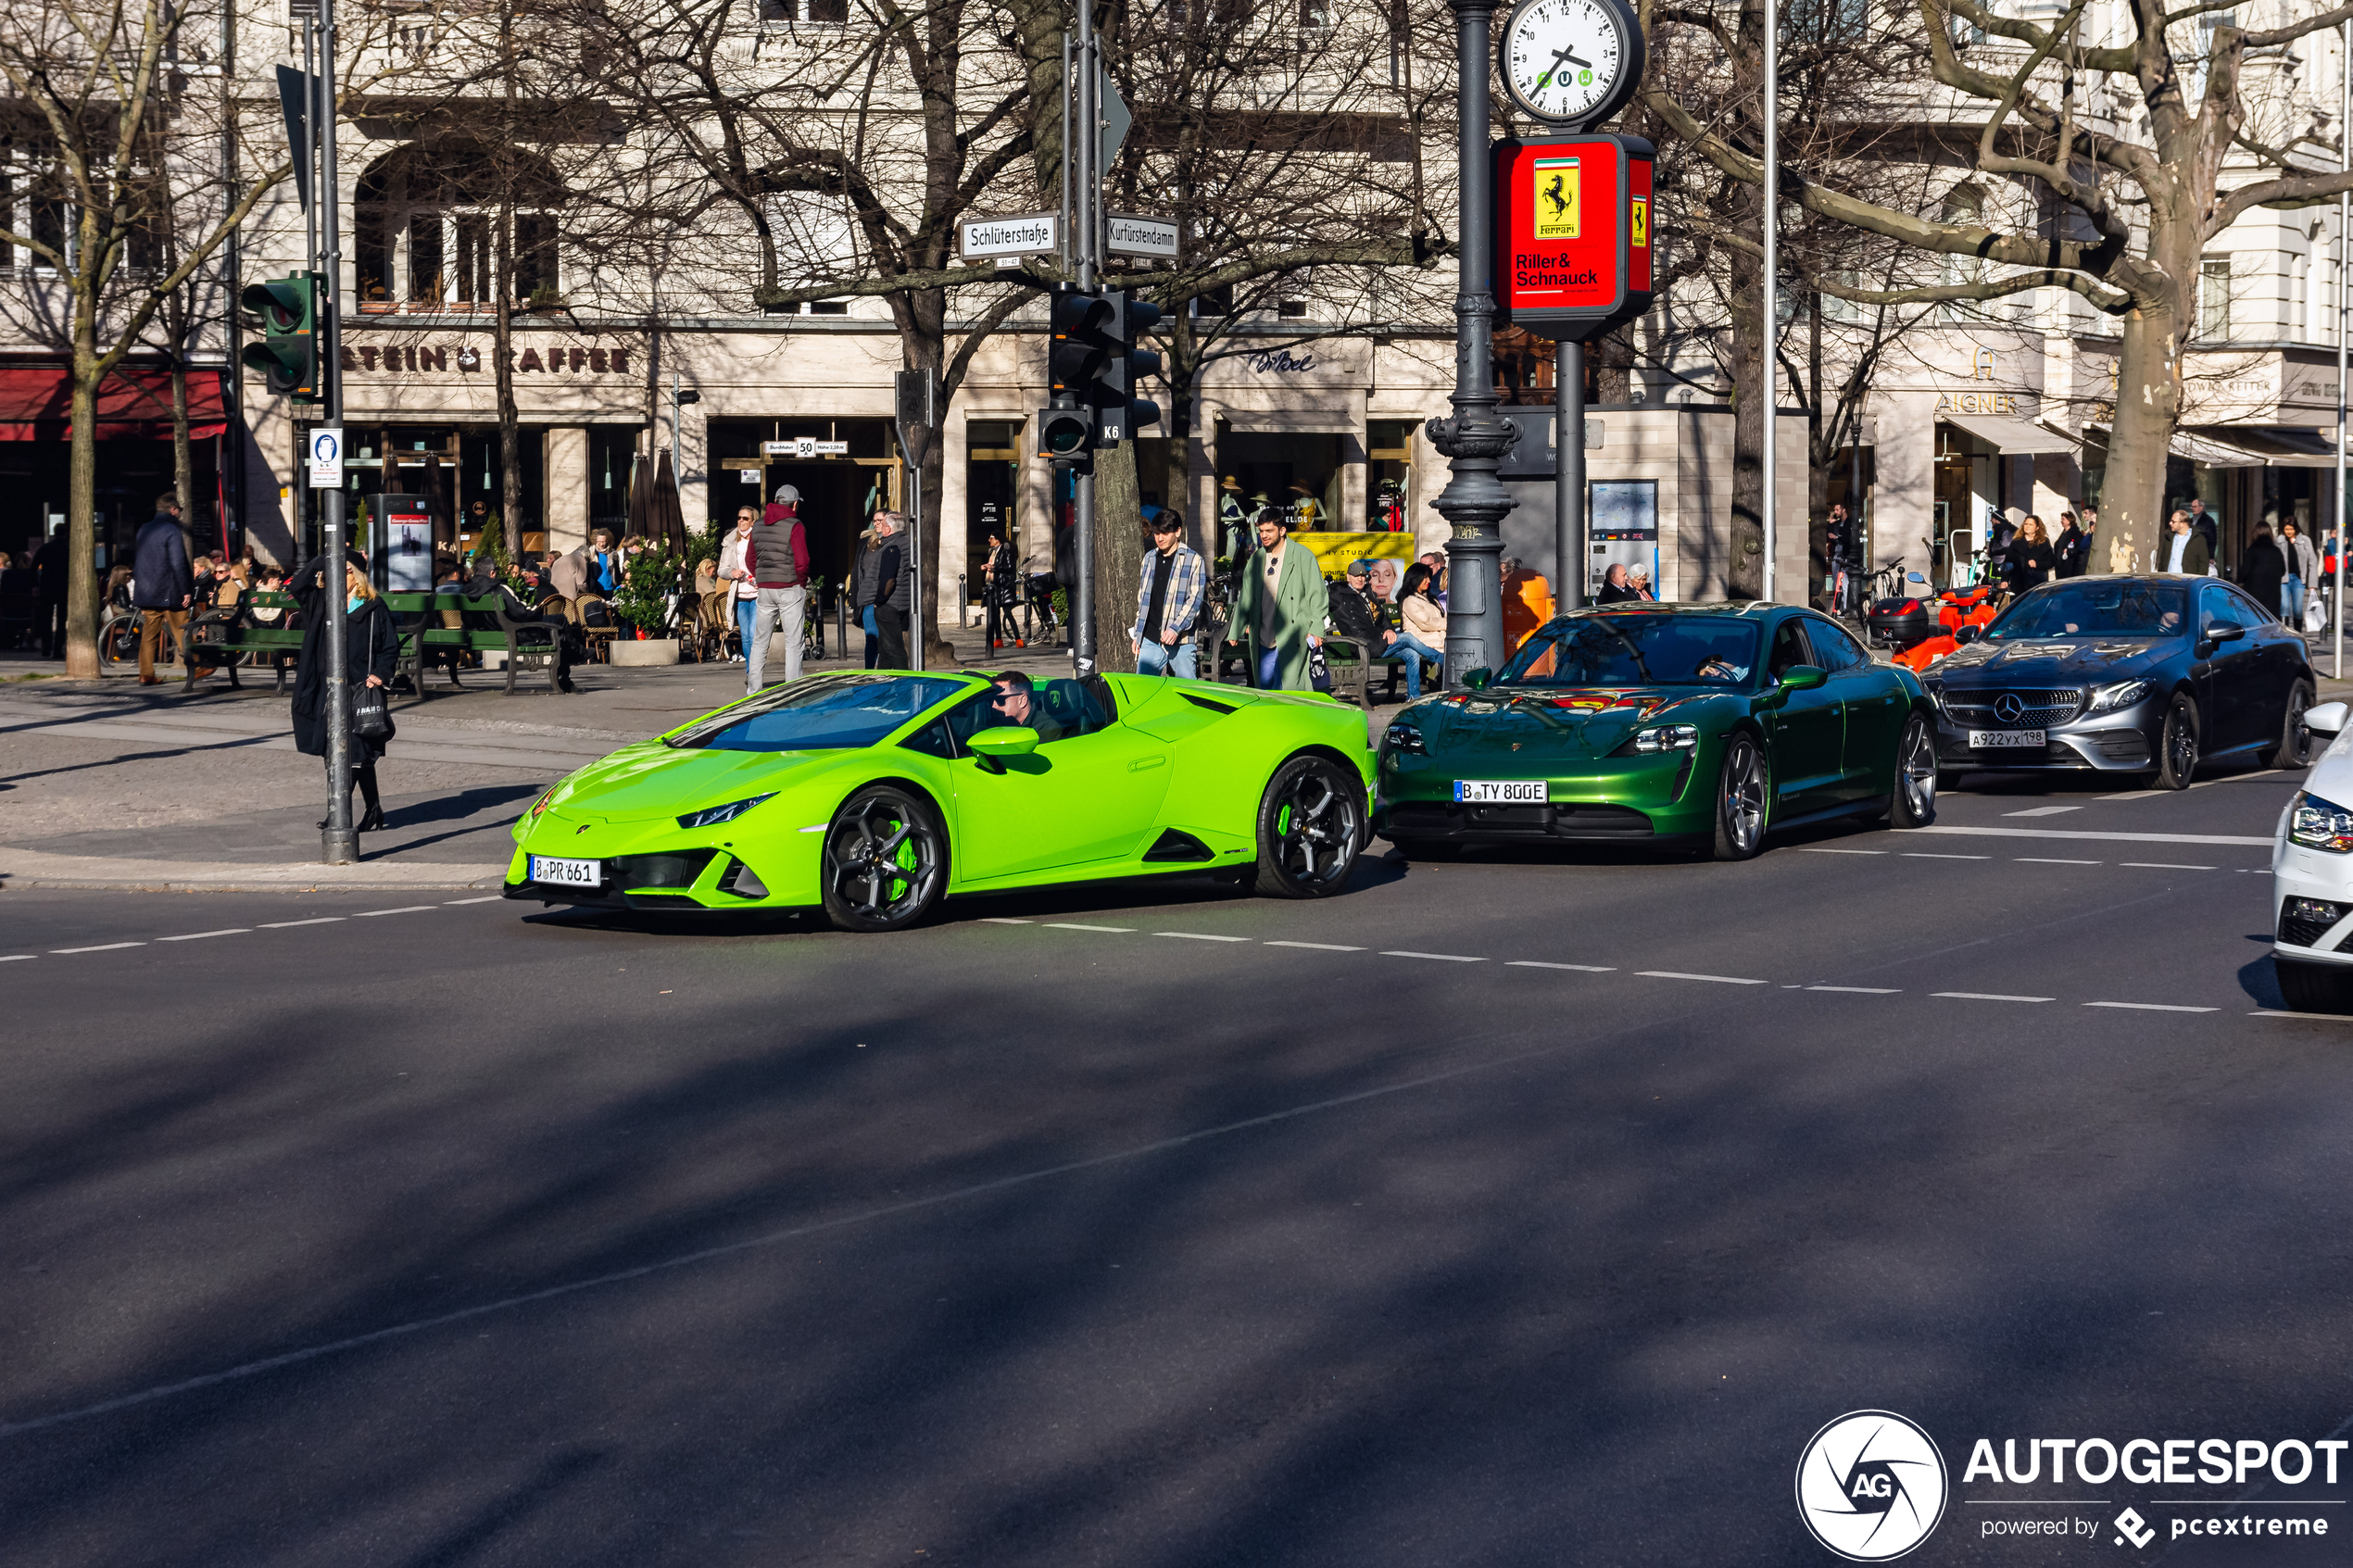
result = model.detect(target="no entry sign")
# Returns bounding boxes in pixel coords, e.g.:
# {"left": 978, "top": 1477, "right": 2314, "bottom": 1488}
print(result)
{"left": 1492, "top": 133, "right": 1655, "bottom": 341}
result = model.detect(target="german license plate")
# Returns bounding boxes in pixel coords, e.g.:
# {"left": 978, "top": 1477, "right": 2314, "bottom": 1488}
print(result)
{"left": 1454, "top": 779, "right": 1549, "bottom": 804}
{"left": 1968, "top": 729, "right": 2045, "bottom": 749}
{"left": 530, "top": 855, "right": 600, "bottom": 887}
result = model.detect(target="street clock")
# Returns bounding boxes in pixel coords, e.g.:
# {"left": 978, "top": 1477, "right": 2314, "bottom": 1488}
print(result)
{"left": 1499, "top": 0, "right": 1645, "bottom": 129}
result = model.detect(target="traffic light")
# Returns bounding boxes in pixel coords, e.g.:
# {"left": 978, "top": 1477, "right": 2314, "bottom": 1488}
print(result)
{"left": 1038, "top": 289, "right": 1115, "bottom": 465}
{"left": 239, "top": 273, "right": 321, "bottom": 403}
{"left": 1100, "top": 291, "right": 1164, "bottom": 445}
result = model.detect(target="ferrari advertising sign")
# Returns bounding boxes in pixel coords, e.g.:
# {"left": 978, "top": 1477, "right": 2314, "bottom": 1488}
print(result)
{"left": 1492, "top": 133, "right": 1655, "bottom": 342}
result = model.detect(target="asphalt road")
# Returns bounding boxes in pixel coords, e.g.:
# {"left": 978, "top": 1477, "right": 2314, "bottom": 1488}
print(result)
{"left": 2, "top": 760, "right": 2348, "bottom": 1567}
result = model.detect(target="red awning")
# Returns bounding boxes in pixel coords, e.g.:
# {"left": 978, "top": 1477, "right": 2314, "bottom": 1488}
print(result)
{"left": 0, "top": 366, "right": 228, "bottom": 442}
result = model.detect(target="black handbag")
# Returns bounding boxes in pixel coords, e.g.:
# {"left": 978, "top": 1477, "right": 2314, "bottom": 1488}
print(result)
{"left": 351, "top": 683, "right": 391, "bottom": 739}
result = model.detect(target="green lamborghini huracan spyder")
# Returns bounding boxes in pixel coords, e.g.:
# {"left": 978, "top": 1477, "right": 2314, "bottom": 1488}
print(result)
{"left": 506, "top": 669, "right": 1374, "bottom": 931}
{"left": 1374, "top": 603, "right": 1941, "bottom": 859}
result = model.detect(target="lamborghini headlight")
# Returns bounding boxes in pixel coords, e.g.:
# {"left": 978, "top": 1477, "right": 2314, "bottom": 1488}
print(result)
{"left": 2289, "top": 792, "right": 2353, "bottom": 854}
{"left": 1629, "top": 723, "right": 1700, "bottom": 753}
{"left": 2089, "top": 679, "right": 2151, "bottom": 713}
{"left": 677, "top": 793, "right": 775, "bottom": 831}
{"left": 1383, "top": 720, "right": 1426, "bottom": 755}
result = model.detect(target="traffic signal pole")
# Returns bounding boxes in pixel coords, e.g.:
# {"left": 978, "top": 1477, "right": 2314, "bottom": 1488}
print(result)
{"left": 1072, "top": 6, "right": 1098, "bottom": 679}
{"left": 319, "top": 0, "right": 356, "bottom": 865}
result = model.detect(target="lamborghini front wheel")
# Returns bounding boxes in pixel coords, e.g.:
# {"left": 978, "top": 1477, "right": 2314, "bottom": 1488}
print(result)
{"left": 1252, "top": 755, "right": 1365, "bottom": 898}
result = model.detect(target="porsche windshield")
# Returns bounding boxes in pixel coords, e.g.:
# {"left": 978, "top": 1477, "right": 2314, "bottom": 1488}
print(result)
{"left": 1987, "top": 581, "right": 2187, "bottom": 640}
{"left": 1501, "top": 615, "right": 1762, "bottom": 686}
{"left": 667, "top": 673, "right": 970, "bottom": 752}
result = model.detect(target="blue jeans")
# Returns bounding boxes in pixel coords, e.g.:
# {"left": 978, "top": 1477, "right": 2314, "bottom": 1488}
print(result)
{"left": 1257, "top": 647, "right": 1281, "bottom": 689}
{"left": 1137, "top": 637, "right": 1198, "bottom": 678}
{"left": 733, "top": 596, "right": 760, "bottom": 667}
{"left": 1383, "top": 633, "right": 1441, "bottom": 700}
{"left": 2284, "top": 575, "right": 2306, "bottom": 626}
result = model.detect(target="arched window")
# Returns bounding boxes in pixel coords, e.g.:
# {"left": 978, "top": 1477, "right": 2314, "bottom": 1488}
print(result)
{"left": 354, "top": 141, "right": 564, "bottom": 313}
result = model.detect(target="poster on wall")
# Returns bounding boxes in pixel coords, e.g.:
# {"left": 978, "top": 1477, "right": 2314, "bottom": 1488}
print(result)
{"left": 384, "top": 506, "right": 434, "bottom": 592}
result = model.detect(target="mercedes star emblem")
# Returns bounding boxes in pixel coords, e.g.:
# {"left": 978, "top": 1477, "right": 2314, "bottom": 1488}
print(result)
{"left": 1994, "top": 694, "right": 2026, "bottom": 723}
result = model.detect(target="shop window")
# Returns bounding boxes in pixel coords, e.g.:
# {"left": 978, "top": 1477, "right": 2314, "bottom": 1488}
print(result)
{"left": 758, "top": 0, "right": 848, "bottom": 23}
{"left": 0, "top": 170, "right": 10, "bottom": 268}
{"left": 31, "top": 167, "right": 67, "bottom": 269}
{"left": 408, "top": 212, "right": 444, "bottom": 302}
{"left": 2199, "top": 257, "right": 2232, "bottom": 340}
{"left": 453, "top": 214, "right": 491, "bottom": 304}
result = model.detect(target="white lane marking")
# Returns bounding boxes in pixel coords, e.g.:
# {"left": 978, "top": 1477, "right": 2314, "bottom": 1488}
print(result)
{"left": 1638, "top": 970, "right": 1767, "bottom": 985}
{"left": 1903, "top": 852, "right": 1990, "bottom": 860}
{"left": 158, "top": 929, "right": 252, "bottom": 942}
{"left": 1921, "top": 825, "right": 2271, "bottom": 847}
{"left": 1506, "top": 960, "right": 1617, "bottom": 972}
{"left": 2120, "top": 862, "right": 2214, "bottom": 871}
{"left": 977, "top": 917, "right": 1033, "bottom": 924}
{"left": 1265, "top": 940, "right": 1365, "bottom": 951}
{"left": 1800, "top": 847, "right": 1886, "bottom": 855}
{"left": 1043, "top": 923, "right": 1134, "bottom": 933}
{"left": 354, "top": 906, "right": 440, "bottom": 918}
{"left": 0, "top": 955, "right": 34, "bottom": 962}
{"left": 53, "top": 942, "right": 145, "bottom": 954}
{"left": 2017, "top": 857, "right": 2100, "bottom": 865}
{"left": 1156, "top": 932, "right": 1251, "bottom": 942}
{"left": 2251, "top": 1010, "right": 2353, "bottom": 1022}
{"left": 1382, "top": 950, "right": 1486, "bottom": 962}
{"left": 1809, "top": 985, "right": 1902, "bottom": 994}
{"left": 1932, "top": 991, "right": 2054, "bottom": 1002}
{"left": 443, "top": 896, "right": 504, "bottom": 906}
{"left": 2084, "top": 1001, "right": 2219, "bottom": 1013}
{"left": 259, "top": 918, "right": 346, "bottom": 929}
{"left": 2005, "top": 806, "right": 2081, "bottom": 817}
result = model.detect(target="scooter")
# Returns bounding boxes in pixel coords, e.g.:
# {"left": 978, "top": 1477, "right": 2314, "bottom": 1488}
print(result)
{"left": 1889, "top": 583, "right": 2007, "bottom": 672}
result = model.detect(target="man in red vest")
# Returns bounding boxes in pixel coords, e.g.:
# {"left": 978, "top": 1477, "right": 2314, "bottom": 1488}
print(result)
{"left": 746, "top": 483, "right": 812, "bottom": 690}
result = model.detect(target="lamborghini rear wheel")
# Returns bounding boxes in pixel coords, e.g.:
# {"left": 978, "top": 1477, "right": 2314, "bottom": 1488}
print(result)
{"left": 821, "top": 784, "right": 948, "bottom": 933}
{"left": 1254, "top": 755, "right": 1365, "bottom": 897}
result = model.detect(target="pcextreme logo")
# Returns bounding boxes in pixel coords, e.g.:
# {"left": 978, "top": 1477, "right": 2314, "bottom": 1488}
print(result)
{"left": 1796, "top": 1411, "right": 1951, "bottom": 1562}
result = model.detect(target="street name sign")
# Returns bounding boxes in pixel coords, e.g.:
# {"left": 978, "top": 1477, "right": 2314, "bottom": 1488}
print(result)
{"left": 762, "top": 438, "right": 850, "bottom": 458}
{"left": 1106, "top": 215, "right": 1180, "bottom": 259}
{"left": 959, "top": 213, "right": 1058, "bottom": 261}
{"left": 1491, "top": 133, "right": 1655, "bottom": 342}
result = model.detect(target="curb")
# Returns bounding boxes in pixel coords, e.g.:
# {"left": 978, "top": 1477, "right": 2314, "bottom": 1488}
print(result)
{"left": 0, "top": 851, "right": 509, "bottom": 895}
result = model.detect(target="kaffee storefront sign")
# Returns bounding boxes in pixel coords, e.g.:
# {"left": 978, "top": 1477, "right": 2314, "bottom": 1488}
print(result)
{"left": 338, "top": 338, "right": 637, "bottom": 376}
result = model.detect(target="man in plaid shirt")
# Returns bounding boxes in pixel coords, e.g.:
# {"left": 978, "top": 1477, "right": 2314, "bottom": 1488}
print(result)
{"left": 1129, "top": 509, "right": 1206, "bottom": 677}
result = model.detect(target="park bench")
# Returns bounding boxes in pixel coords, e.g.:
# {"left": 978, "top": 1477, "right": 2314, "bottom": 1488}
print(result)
{"left": 182, "top": 590, "right": 306, "bottom": 692}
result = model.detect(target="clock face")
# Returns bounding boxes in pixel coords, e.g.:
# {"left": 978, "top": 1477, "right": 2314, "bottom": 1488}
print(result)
{"left": 1502, "top": 0, "right": 1629, "bottom": 125}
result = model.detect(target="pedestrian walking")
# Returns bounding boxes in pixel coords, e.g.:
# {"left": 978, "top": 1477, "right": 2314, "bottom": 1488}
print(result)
{"left": 1230, "top": 508, "right": 1325, "bottom": 689}
{"left": 32, "top": 527, "right": 68, "bottom": 659}
{"left": 716, "top": 506, "right": 760, "bottom": 668}
{"left": 2007, "top": 516, "right": 2055, "bottom": 594}
{"left": 132, "top": 491, "right": 194, "bottom": 685}
{"left": 291, "top": 550, "right": 396, "bottom": 833}
{"left": 870, "top": 511, "right": 911, "bottom": 669}
{"left": 2159, "top": 510, "right": 2211, "bottom": 575}
{"left": 1627, "top": 563, "right": 1657, "bottom": 600}
{"left": 1129, "top": 509, "right": 1205, "bottom": 677}
{"left": 2239, "top": 525, "right": 2286, "bottom": 612}
{"left": 745, "top": 485, "right": 810, "bottom": 690}
{"left": 2187, "top": 497, "right": 2219, "bottom": 557}
{"left": 853, "top": 520, "right": 885, "bottom": 667}
{"left": 2281, "top": 521, "right": 2318, "bottom": 625}
{"left": 1596, "top": 562, "right": 1641, "bottom": 604}
{"left": 2054, "top": 511, "right": 2090, "bottom": 579}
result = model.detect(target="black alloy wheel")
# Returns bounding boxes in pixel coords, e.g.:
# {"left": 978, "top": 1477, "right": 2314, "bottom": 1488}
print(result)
{"left": 1712, "top": 732, "right": 1769, "bottom": 861}
{"left": 2155, "top": 693, "right": 2200, "bottom": 791}
{"left": 1890, "top": 714, "right": 1938, "bottom": 829}
{"left": 2271, "top": 679, "right": 2317, "bottom": 771}
{"left": 821, "top": 784, "right": 948, "bottom": 932}
{"left": 1253, "top": 754, "right": 1365, "bottom": 897}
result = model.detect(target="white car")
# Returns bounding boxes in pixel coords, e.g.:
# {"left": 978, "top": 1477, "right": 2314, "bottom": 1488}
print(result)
{"left": 2273, "top": 700, "right": 2353, "bottom": 1010}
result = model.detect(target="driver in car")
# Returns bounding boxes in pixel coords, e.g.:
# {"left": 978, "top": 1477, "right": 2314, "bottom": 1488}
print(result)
{"left": 990, "top": 671, "right": 1068, "bottom": 742}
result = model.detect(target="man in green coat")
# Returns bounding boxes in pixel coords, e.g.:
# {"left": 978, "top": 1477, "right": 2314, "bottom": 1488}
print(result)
{"left": 1231, "top": 510, "right": 1327, "bottom": 689}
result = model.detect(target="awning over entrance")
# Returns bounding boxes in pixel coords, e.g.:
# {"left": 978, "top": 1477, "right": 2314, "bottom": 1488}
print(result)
{"left": 1941, "top": 411, "right": 2076, "bottom": 455}
{"left": 1214, "top": 407, "right": 1361, "bottom": 435}
{"left": 2189, "top": 425, "right": 2342, "bottom": 468}
{"left": 0, "top": 366, "right": 227, "bottom": 441}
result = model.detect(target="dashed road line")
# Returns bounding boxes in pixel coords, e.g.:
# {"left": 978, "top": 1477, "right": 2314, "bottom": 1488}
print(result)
{"left": 2016, "top": 857, "right": 2100, "bottom": 865}
{"left": 1922, "top": 825, "right": 2271, "bottom": 847}
{"left": 157, "top": 929, "right": 251, "bottom": 942}
{"left": 2252, "top": 1010, "right": 2353, "bottom": 1022}
{"left": 1382, "top": 950, "right": 1485, "bottom": 962}
{"left": 1265, "top": 940, "right": 1365, "bottom": 951}
{"left": 1904, "top": 852, "right": 1990, "bottom": 860}
{"left": 1043, "top": 923, "right": 1135, "bottom": 933}
{"left": 1506, "top": 960, "right": 1616, "bottom": 972}
{"left": 1801, "top": 847, "right": 1885, "bottom": 855}
{"left": 2120, "top": 862, "right": 2214, "bottom": 872}
{"left": 2006, "top": 806, "right": 2081, "bottom": 817}
{"left": 259, "top": 918, "right": 346, "bottom": 929}
{"left": 1639, "top": 971, "right": 1767, "bottom": 985}
{"left": 1810, "top": 985, "right": 1902, "bottom": 994}
{"left": 2098, "top": 790, "right": 2171, "bottom": 801}
{"left": 1932, "top": 991, "right": 2053, "bottom": 1003}
{"left": 977, "top": 917, "right": 1033, "bottom": 924}
{"left": 52, "top": 942, "right": 144, "bottom": 954}
{"left": 443, "top": 896, "right": 504, "bottom": 906}
{"left": 0, "top": 955, "right": 33, "bottom": 962}
{"left": 1156, "top": 932, "right": 1250, "bottom": 942}
{"left": 354, "top": 905, "right": 442, "bottom": 918}
{"left": 2085, "top": 1001, "right": 2218, "bottom": 1013}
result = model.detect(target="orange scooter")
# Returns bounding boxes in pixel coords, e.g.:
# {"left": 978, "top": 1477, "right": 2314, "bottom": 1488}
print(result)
{"left": 1892, "top": 584, "right": 2007, "bottom": 671}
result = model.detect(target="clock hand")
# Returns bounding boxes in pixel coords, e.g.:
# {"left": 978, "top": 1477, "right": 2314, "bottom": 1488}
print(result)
{"left": 1532, "top": 42, "right": 1592, "bottom": 90}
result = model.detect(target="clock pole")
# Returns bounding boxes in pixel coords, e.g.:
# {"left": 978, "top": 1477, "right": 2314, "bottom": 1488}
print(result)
{"left": 1429, "top": 0, "right": 1516, "bottom": 680}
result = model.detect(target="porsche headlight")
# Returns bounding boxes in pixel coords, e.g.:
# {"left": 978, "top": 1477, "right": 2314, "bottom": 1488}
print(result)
{"left": 1629, "top": 723, "right": 1700, "bottom": 753}
{"left": 2289, "top": 792, "right": 2353, "bottom": 854}
{"left": 2089, "top": 679, "right": 2151, "bottom": 713}
{"left": 1383, "top": 720, "right": 1426, "bottom": 755}
{"left": 677, "top": 793, "right": 775, "bottom": 831}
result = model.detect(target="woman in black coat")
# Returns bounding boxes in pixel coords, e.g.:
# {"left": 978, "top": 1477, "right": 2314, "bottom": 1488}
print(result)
{"left": 2238, "top": 528, "right": 2286, "bottom": 617}
{"left": 291, "top": 550, "right": 397, "bottom": 831}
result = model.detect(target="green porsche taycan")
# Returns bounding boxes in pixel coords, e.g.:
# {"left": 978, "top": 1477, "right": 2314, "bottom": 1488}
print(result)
{"left": 1374, "top": 603, "right": 1940, "bottom": 859}
{"left": 505, "top": 669, "right": 1374, "bottom": 931}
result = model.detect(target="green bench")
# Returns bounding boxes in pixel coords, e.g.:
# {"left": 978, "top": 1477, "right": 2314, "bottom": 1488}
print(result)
{"left": 404, "top": 591, "right": 564, "bottom": 696}
{"left": 182, "top": 591, "right": 306, "bottom": 691}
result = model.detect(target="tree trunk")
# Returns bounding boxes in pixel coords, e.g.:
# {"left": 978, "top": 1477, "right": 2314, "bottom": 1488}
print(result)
{"left": 1728, "top": 236, "right": 1768, "bottom": 600}
{"left": 64, "top": 349, "right": 101, "bottom": 678}
{"left": 496, "top": 209, "right": 522, "bottom": 565}
{"left": 1806, "top": 295, "right": 1829, "bottom": 604}
{"left": 2091, "top": 302, "right": 2182, "bottom": 576}
{"left": 916, "top": 425, "right": 958, "bottom": 668}
{"left": 171, "top": 358, "right": 197, "bottom": 552}
{"left": 1092, "top": 439, "right": 1145, "bottom": 673}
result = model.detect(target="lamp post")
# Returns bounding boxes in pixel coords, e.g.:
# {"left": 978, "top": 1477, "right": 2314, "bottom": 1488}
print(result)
{"left": 319, "top": 0, "right": 355, "bottom": 865}
{"left": 1759, "top": 0, "right": 1779, "bottom": 603}
{"left": 1429, "top": 0, "right": 1517, "bottom": 677}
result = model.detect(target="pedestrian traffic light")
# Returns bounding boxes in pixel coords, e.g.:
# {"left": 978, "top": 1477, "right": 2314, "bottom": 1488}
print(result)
{"left": 1100, "top": 291, "right": 1164, "bottom": 445}
{"left": 1038, "top": 289, "right": 1115, "bottom": 465}
{"left": 239, "top": 272, "right": 321, "bottom": 403}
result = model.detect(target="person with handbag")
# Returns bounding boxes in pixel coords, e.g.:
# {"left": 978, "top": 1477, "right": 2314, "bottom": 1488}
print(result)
{"left": 291, "top": 549, "right": 397, "bottom": 833}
